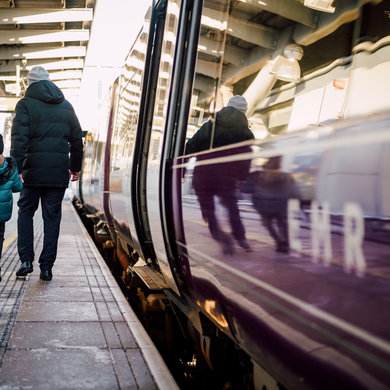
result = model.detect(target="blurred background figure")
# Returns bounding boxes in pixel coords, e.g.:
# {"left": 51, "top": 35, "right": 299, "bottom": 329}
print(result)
{"left": 241, "top": 156, "right": 300, "bottom": 253}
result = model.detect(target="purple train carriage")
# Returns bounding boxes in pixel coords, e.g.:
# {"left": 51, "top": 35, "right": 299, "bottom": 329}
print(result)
{"left": 74, "top": 1, "right": 390, "bottom": 389}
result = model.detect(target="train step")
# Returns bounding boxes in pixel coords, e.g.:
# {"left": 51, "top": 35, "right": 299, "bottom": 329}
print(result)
{"left": 132, "top": 265, "right": 169, "bottom": 290}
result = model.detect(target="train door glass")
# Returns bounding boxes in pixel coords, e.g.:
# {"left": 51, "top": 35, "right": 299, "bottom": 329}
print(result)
{"left": 145, "top": 0, "right": 182, "bottom": 294}
{"left": 108, "top": 11, "right": 151, "bottom": 245}
{"left": 183, "top": 0, "right": 231, "bottom": 147}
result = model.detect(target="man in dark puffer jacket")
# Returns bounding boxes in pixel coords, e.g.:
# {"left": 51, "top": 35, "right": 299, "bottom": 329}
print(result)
{"left": 11, "top": 66, "right": 83, "bottom": 281}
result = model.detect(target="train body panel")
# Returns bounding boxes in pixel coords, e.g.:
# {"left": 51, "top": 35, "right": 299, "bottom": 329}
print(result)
{"left": 175, "top": 113, "right": 390, "bottom": 389}
{"left": 77, "top": 0, "right": 390, "bottom": 388}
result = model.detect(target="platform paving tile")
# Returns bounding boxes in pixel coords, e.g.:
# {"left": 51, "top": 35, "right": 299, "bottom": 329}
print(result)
{"left": 91, "top": 287, "right": 116, "bottom": 302}
{"left": 56, "top": 250, "right": 84, "bottom": 258}
{"left": 56, "top": 250, "right": 84, "bottom": 256}
{"left": 83, "top": 264, "right": 103, "bottom": 276}
{"left": 0, "top": 349, "right": 119, "bottom": 390}
{"left": 115, "top": 322, "right": 137, "bottom": 349}
{"left": 127, "top": 349, "right": 158, "bottom": 390}
{"left": 100, "top": 286, "right": 116, "bottom": 301}
{"left": 101, "top": 321, "right": 123, "bottom": 349}
{"left": 90, "top": 286, "right": 105, "bottom": 301}
{"left": 96, "top": 301, "right": 113, "bottom": 322}
{"left": 87, "top": 274, "right": 100, "bottom": 287}
{"left": 29, "top": 275, "right": 88, "bottom": 287}
{"left": 0, "top": 287, "right": 22, "bottom": 300}
{"left": 43, "top": 264, "right": 87, "bottom": 276}
{"left": 15, "top": 300, "right": 99, "bottom": 322}
{"left": 0, "top": 304, "right": 17, "bottom": 317}
{"left": 107, "top": 301, "right": 126, "bottom": 321}
{"left": 111, "top": 348, "right": 138, "bottom": 389}
{"left": 23, "top": 284, "right": 93, "bottom": 302}
{"left": 7, "top": 322, "right": 107, "bottom": 349}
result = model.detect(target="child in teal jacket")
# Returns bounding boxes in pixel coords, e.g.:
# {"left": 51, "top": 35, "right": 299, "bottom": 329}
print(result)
{"left": 0, "top": 134, "right": 23, "bottom": 280}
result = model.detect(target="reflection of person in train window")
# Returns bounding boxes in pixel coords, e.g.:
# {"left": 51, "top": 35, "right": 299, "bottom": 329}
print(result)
{"left": 240, "top": 156, "right": 300, "bottom": 253}
{"left": 185, "top": 95, "right": 254, "bottom": 255}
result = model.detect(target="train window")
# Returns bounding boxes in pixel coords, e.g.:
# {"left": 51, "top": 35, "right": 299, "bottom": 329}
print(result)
{"left": 183, "top": 0, "right": 390, "bottom": 149}
{"left": 109, "top": 12, "right": 151, "bottom": 176}
{"left": 184, "top": 0, "right": 231, "bottom": 147}
{"left": 147, "top": 0, "right": 181, "bottom": 163}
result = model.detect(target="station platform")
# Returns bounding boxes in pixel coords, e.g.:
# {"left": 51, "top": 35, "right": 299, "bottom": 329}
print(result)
{"left": 0, "top": 195, "right": 178, "bottom": 390}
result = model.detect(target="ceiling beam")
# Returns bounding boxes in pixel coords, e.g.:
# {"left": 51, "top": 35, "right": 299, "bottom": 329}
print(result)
{"left": 0, "top": 96, "right": 20, "bottom": 112}
{"left": 0, "top": 29, "right": 89, "bottom": 45}
{"left": 196, "top": 59, "right": 220, "bottom": 79}
{"left": 194, "top": 75, "right": 215, "bottom": 98}
{"left": 0, "top": 8, "right": 93, "bottom": 24}
{"left": 0, "top": 75, "right": 17, "bottom": 81}
{"left": 0, "top": 46, "right": 86, "bottom": 60}
{"left": 48, "top": 69, "right": 83, "bottom": 80}
{"left": 53, "top": 79, "right": 81, "bottom": 89}
{"left": 227, "top": 16, "right": 277, "bottom": 49}
{"left": 202, "top": 7, "right": 277, "bottom": 50}
{"left": 0, "top": 58, "right": 84, "bottom": 73}
{"left": 293, "top": 0, "right": 375, "bottom": 46}
{"left": 5, "top": 79, "right": 81, "bottom": 90}
{"left": 222, "top": 26, "right": 291, "bottom": 85}
{"left": 198, "top": 36, "right": 248, "bottom": 67}
{"left": 235, "top": 0, "right": 317, "bottom": 28}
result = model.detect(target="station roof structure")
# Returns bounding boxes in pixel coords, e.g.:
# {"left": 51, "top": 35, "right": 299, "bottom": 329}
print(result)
{"left": 0, "top": 0, "right": 96, "bottom": 111}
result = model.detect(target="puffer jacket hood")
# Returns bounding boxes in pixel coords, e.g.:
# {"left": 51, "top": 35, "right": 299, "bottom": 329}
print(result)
{"left": 185, "top": 106, "right": 254, "bottom": 154}
{"left": 215, "top": 106, "right": 248, "bottom": 129}
{"left": 25, "top": 80, "right": 64, "bottom": 104}
{"left": 0, "top": 157, "right": 17, "bottom": 185}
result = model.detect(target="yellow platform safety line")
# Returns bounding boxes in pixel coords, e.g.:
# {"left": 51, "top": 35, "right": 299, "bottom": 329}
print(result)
{"left": 3, "top": 232, "right": 17, "bottom": 250}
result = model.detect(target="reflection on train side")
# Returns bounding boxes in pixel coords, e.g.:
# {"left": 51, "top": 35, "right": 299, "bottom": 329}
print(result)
{"left": 181, "top": 114, "right": 390, "bottom": 389}
{"left": 183, "top": 114, "right": 390, "bottom": 281}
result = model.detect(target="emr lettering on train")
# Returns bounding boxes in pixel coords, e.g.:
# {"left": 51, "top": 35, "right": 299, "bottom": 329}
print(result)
{"left": 288, "top": 199, "right": 367, "bottom": 276}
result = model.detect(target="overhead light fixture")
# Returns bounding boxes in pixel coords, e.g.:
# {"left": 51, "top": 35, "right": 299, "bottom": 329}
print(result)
{"left": 304, "top": 0, "right": 335, "bottom": 13}
{"left": 269, "top": 44, "right": 303, "bottom": 83}
{"left": 271, "top": 57, "right": 301, "bottom": 82}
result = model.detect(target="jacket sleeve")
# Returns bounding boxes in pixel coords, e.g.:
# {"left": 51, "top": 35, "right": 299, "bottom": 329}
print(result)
{"left": 185, "top": 120, "right": 212, "bottom": 154}
{"left": 10, "top": 100, "right": 30, "bottom": 173}
{"left": 68, "top": 105, "right": 83, "bottom": 172}
{"left": 11, "top": 170, "right": 23, "bottom": 193}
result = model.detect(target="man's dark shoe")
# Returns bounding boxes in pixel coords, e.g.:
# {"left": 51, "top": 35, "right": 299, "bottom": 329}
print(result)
{"left": 15, "top": 261, "right": 33, "bottom": 277}
{"left": 40, "top": 269, "right": 52, "bottom": 281}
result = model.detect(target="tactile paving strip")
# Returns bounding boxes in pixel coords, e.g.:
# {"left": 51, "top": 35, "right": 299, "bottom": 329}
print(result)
{"left": 0, "top": 218, "right": 43, "bottom": 365}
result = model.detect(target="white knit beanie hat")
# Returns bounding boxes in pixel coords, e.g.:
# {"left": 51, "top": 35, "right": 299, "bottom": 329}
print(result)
{"left": 27, "top": 66, "right": 50, "bottom": 86}
{"left": 227, "top": 95, "right": 248, "bottom": 114}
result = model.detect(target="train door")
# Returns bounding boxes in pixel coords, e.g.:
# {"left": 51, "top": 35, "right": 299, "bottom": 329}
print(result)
{"left": 129, "top": 0, "right": 183, "bottom": 294}
{"left": 143, "top": 0, "right": 203, "bottom": 296}
{"left": 106, "top": 4, "right": 165, "bottom": 259}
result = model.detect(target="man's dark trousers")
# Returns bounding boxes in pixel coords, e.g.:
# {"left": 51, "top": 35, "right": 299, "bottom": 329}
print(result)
{"left": 17, "top": 186, "right": 65, "bottom": 270}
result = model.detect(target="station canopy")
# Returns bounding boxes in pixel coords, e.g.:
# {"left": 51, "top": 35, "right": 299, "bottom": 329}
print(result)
{"left": 0, "top": 0, "right": 96, "bottom": 111}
